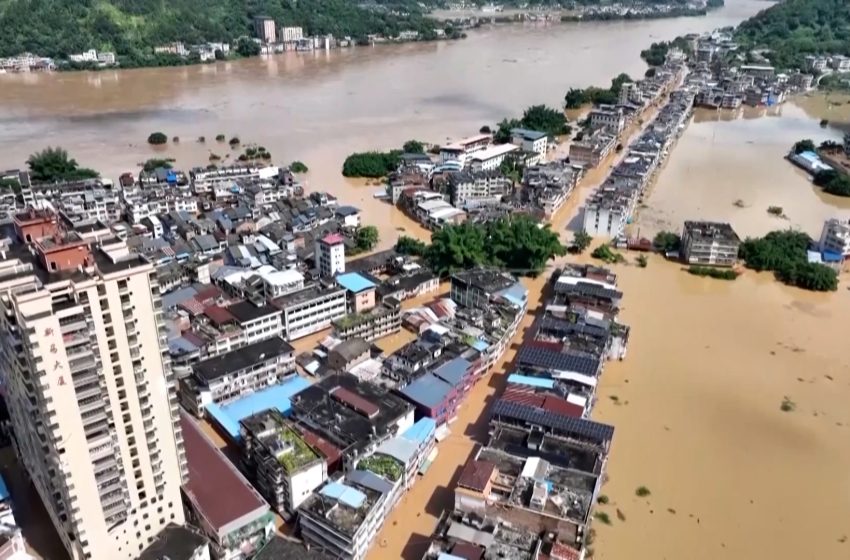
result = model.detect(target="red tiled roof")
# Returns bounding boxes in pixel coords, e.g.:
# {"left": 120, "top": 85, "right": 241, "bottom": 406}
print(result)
{"left": 501, "top": 386, "right": 545, "bottom": 408}
{"left": 203, "top": 305, "right": 235, "bottom": 326}
{"left": 182, "top": 330, "right": 207, "bottom": 347}
{"left": 180, "top": 413, "right": 267, "bottom": 532}
{"left": 526, "top": 339, "right": 564, "bottom": 352}
{"left": 542, "top": 396, "right": 584, "bottom": 418}
{"left": 179, "top": 297, "right": 205, "bottom": 317}
{"left": 330, "top": 387, "right": 379, "bottom": 418}
{"left": 550, "top": 542, "right": 581, "bottom": 560}
{"left": 195, "top": 284, "right": 225, "bottom": 304}
{"left": 457, "top": 459, "right": 496, "bottom": 492}
{"left": 321, "top": 233, "right": 345, "bottom": 245}
{"left": 450, "top": 542, "right": 483, "bottom": 560}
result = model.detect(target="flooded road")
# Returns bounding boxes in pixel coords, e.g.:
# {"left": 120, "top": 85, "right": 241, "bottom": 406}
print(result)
{"left": 0, "top": 0, "right": 771, "bottom": 249}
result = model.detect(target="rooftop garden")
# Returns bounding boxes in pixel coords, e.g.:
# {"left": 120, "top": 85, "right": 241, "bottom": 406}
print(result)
{"left": 334, "top": 312, "right": 372, "bottom": 330}
{"left": 359, "top": 454, "right": 403, "bottom": 482}
{"left": 276, "top": 428, "right": 318, "bottom": 473}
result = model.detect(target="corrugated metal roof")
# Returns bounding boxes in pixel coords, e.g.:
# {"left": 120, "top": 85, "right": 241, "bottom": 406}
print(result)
{"left": 376, "top": 436, "right": 418, "bottom": 465}
{"left": 320, "top": 481, "right": 367, "bottom": 508}
{"left": 507, "top": 373, "right": 555, "bottom": 389}
{"left": 432, "top": 357, "right": 471, "bottom": 387}
{"left": 401, "top": 417, "right": 436, "bottom": 445}
{"left": 400, "top": 373, "right": 453, "bottom": 409}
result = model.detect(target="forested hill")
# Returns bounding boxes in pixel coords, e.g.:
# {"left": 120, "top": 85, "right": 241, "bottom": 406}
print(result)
{"left": 735, "top": 0, "right": 850, "bottom": 69}
{"left": 0, "top": 0, "right": 441, "bottom": 59}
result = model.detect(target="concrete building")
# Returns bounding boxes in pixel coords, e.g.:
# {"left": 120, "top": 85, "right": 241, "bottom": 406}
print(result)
{"left": 0, "top": 474, "right": 36, "bottom": 560}
{"left": 0, "top": 210, "right": 186, "bottom": 560}
{"left": 274, "top": 283, "right": 348, "bottom": 340}
{"left": 450, "top": 269, "right": 522, "bottom": 311}
{"left": 439, "top": 134, "right": 492, "bottom": 166}
{"left": 805, "top": 55, "right": 828, "bottom": 73}
{"left": 589, "top": 105, "right": 625, "bottom": 134}
{"left": 569, "top": 128, "right": 617, "bottom": 169}
{"left": 180, "top": 413, "right": 275, "bottom": 559}
{"left": 240, "top": 410, "right": 327, "bottom": 520}
{"left": 281, "top": 26, "right": 304, "bottom": 43}
{"left": 680, "top": 221, "right": 741, "bottom": 267}
{"left": 139, "top": 525, "right": 210, "bottom": 560}
{"left": 315, "top": 233, "right": 346, "bottom": 278}
{"left": 182, "top": 336, "right": 296, "bottom": 415}
{"left": 818, "top": 218, "right": 850, "bottom": 256}
{"left": 510, "top": 128, "right": 548, "bottom": 160}
{"left": 336, "top": 272, "right": 377, "bottom": 313}
{"left": 467, "top": 144, "right": 519, "bottom": 172}
{"left": 327, "top": 338, "right": 371, "bottom": 372}
{"left": 582, "top": 187, "right": 635, "bottom": 237}
{"left": 447, "top": 171, "right": 512, "bottom": 209}
{"left": 254, "top": 16, "right": 277, "bottom": 44}
{"left": 332, "top": 300, "right": 401, "bottom": 342}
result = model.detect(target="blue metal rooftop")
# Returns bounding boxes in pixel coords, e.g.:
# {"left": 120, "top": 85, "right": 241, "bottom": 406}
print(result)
{"left": 336, "top": 272, "right": 377, "bottom": 293}
{"left": 320, "top": 481, "right": 367, "bottom": 508}
{"left": 431, "top": 357, "right": 471, "bottom": 387}
{"left": 400, "top": 373, "right": 453, "bottom": 409}
{"left": 401, "top": 417, "right": 436, "bottom": 445}
{"left": 507, "top": 373, "right": 555, "bottom": 389}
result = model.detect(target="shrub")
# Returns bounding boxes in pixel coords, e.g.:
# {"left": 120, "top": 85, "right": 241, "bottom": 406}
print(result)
{"left": 229, "top": 136, "right": 240, "bottom": 146}
{"left": 780, "top": 396, "right": 796, "bottom": 412}
{"left": 147, "top": 132, "right": 168, "bottom": 145}
{"left": 597, "top": 495, "right": 610, "bottom": 505}
{"left": 591, "top": 244, "right": 624, "bottom": 264}
{"left": 635, "top": 486, "right": 651, "bottom": 497}
{"left": 172, "top": 136, "right": 180, "bottom": 143}
{"left": 290, "top": 161, "right": 309, "bottom": 173}
{"left": 594, "top": 512, "right": 612, "bottom": 525}
{"left": 197, "top": 136, "right": 206, "bottom": 143}
{"left": 653, "top": 231, "right": 681, "bottom": 252}
{"left": 215, "top": 134, "right": 226, "bottom": 142}
{"left": 687, "top": 266, "right": 737, "bottom": 280}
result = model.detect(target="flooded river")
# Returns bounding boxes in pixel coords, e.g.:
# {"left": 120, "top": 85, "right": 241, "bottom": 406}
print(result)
{"left": 0, "top": 0, "right": 771, "bottom": 248}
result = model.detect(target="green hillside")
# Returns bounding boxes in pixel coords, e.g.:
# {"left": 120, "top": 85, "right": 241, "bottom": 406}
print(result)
{"left": 735, "top": 0, "right": 850, "bottom": 69}
{"left": 0, "top": 0, "right": 441, "bottom": 61}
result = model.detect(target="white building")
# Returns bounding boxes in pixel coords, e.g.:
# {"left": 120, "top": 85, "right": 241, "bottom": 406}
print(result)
{"left": 510, "top": 128, "right": 548, "bottom": 160}
{"left": 0, "top": 211, "right": 186, "bottom": 560}
{"left": 832, "top": 55, "right": 850, "bottom": 72}
{"left": 254, "top": 17, "right": 277, "bottom": 44}
{"left": 316, "top": 233, "right": 346, "bottom": 278}
{"left": 582, "top": 189, "right": 636, "bottom": 237}
{"left": 281, "top": 26, "right": 304, "bottom": 42}
{"left": 818, "top": 218, "right": 850, "bottom": 256}
{"left": 69, "top": 49, "right": 98, "bottom": 63}
{"left": 468, "top": 143, "right": 519, "bottom": 172}
{"left": 276, "top": 284, "right": 348, "bottom": 340}
{"left": 439, "top": 134, "right": 492, "bottom": 166}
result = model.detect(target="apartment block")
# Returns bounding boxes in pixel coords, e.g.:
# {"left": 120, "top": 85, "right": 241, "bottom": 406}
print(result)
{"left": 273, "top": 283, "right": 347, "bottom": 340}
{"left": 315, "top": 233, "right": 345, "bottom": 278}
{"left": 0, "top": 210, "right": 186, "bottom": 560}
{"left": 680, "top": 221, "right": 741, "bottom": 267}
{"left": 240, "top": 409, "right": 328, "bottom": 520}
{"left": 180, "top": 336, "right": 295, "bottom": 416}
{"left": 332, "top": 300, "right": 401, "bottom": 342}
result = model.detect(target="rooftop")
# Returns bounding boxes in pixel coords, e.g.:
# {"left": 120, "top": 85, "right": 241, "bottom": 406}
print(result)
{"left": 227, "top": 300, "right": 280, "bottom": 323}
{"left": 452, "top": 268, "right": 516, "bottom": 296}
{"left": 301, "top": 478, "right": 383, "bottom": 537}
{"left": 180, "top": 413, "right": 268, "bottom": 533}
{"left": 205, "top": 375, "right": 311, "bottom": 439}
{"left": 193, "top": 336, "right": 294, "bottom": 382}
{"left": 320, "top": 232, "right": 345, "bottom": 245}
{"left": 683, "top": 220, "right": 741, "bottom": 244}
{"left": 335, "top": 272, "right": 377, "bottom": 293}
{"left": 399, "top": 372, "right": 453, "bottom": 409}
{"left": 511, "top": 128, "right": 548, "bottom": 141}
{"left": 491, "top": 399, "right": 614, "bottom": 446}
{"left": 241, "top": 410, "right": 321, "bottom": 474}
{"left": 253, "top": 536, "right": 333, "bottom": 560}
{"left": 138, "top": 524, "right": 208, "bottom": 560}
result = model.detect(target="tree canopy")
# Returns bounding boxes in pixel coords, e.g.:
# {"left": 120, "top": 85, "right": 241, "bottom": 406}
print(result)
{"left": 564, "top": 73, "right": 633, "bottom": 109}
{"left": 402, "top": 140, "right": 425, "bottom": 154}
{"left": 290, "top": 161, "right": 309, "bottom": 173}
{"left": 813, "top": 169, "right": 850, "bottom": 197}
{"left": 147, "top": 132, "right": 168, "bottom": 145}
{"left": 739, "top": 230, "right": 838, "bottom": 291}
{"left": 355, "top": 226, "right": 379, "bottom": 252}
{"left": 425, "top": 215, "right": 566, "bottom": 277}
{"left": 342, "top": 151, "right": 401, "bottom": 178}
{"left": 734, "top": 0, "right": 850, "bottom": 70}
{"left": 26, "top": 147, "right": 98, "bottom": 183}
{"left": 494, "top": 104, "right": 571, "bottom": 143}
{"left": 395, "top": 235, "right": 428, "bottom": 256}
{"left": 793, "top": 139, "right": 816, "bottom": 154}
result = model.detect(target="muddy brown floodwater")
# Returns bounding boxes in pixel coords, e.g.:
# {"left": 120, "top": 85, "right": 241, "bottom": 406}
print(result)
{"left": 0, "top": 0, "right": 771, "bottom": 250}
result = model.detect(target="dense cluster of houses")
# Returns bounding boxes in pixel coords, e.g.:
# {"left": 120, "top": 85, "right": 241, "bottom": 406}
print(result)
{"left": 582, "top": 61, "right": 692, "bottom": 238}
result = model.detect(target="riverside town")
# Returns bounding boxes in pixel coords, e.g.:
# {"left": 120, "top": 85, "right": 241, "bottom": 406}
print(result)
{"left": 0, "top": 1, "right": 849, "bottom": 560}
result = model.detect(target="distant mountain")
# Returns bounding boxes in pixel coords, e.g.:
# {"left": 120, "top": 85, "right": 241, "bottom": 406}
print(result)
{"left": 735, "top": 0, "right": 850, "bottom": 69}
{"left": 0, "top": 0, "right": 441, "bottom": 60}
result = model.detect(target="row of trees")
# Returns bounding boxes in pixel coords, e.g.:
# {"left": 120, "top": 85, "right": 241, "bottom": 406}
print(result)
{"left": 564, "top": 73, "right": 633, "bottom": 109}
{"left": 739, "top": 230, "right": 838, "bottom": 291}
{"left": 410, "top": 215, "right": 566, "bottom": 277}
{"left": 26, "top": 147, "right": 98, "bottom": 183}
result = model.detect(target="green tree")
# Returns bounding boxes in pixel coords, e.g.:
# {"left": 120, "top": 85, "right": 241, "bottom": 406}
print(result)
{"left": 572, "top": 230, "right": 593, "bottom": 253}
{"left": 235, "top": 37, "right": 261, "bottom": 57}
{"left": 494, "top": 118, "right": 522, "bottom": 143}
{"left": 142, "top": 158, "right": 173, "bottom": 172}
{"left": 290, "top": 161, "right": 309, "bottom": 173}
{"left": 564, "top": 88, "right": 590, "bottom": 109}
{"left": 402, "top": 140, "right": 425, "bottom": 154}
{"left": 520, "top": 105, "right": 571, "bottom": 137}
{"left": 653, "top": 231, "right": 681, "bottom": 252}
{"left": 739, "top": 230, "right": 838, "bottom": 291}
{"left": 356, "top": 226, "right": 379, "bottom": 252}
{"left": 793, "top": 139, "right": 816, "bottom": 154}
{"left": 26, "top": 147, "right": 98, "bottom": 183}
{"left": 395, "top": 235, "right": 428, "bottom": 256}
{"left": 342, "top": 151, "right": 401, "bottom": 178}
{"left": 147, "top": 132, "right": 168, "bottom": 145}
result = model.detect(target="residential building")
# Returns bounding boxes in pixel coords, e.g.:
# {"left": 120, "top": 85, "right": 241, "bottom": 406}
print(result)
{"left": 240, "top": 409, "right": 327, "bottom": 520}
{"left": 832, "top": 55, "right": 850, "bottom": 72}
{"left": 818, "top": 218, "right": 850, "bottom": 257}
{"left": 0, "top": 210, "right": 186, "bottom": 560}
{"left": 274, "top": 283, "right": 348, "bottom": 340}
{"left": 680, "top": 221, "right": 741, "bottom": 267}
{"left": 154, "top": 42, "right": 188, "bottom": 56}
{"left": 439, "top": 134, "right": 492, "bottom": 166}
{"left": 446, "top": 171, "right": 512, "bottom": 209}
{"left": 468, "top": 144, "right": 519, "bottom": 172}
{"left": 398, "top": 357, "right": 477, "bottom": 425}
{"left": 522, "top": 161, "right": 580, "bottom": 217}
{"left": 589, "top": 105, "right": 625, "bottom": 134}
{"left": 139, "top": 525, "right": 210, "bottom": 560}
{"left": 582, "top": 186, "right": 635, "bottom": 237}
{"left": 181, "top": 336, "right": 296, "bottom": 416}
{"left": 332, "top": 300, "right": 401, "bottom": 342}
{"left": 316, "top": 233, "right": 346, "bottom": 278}
{"left": 327, "top": 337, "right": 371, "bottom": 372}
{"left": 227, "top": 300, "right": 284, "bottom": 343}
{"left": 290, "top": 374, "right": 414, "bottom": 466}
{"left": 569, "top": 128, "right": 617, "bottom": 168}
{"left": 281, "top": 26, "right": 304, "bottom": 43}
{"left": 254, "top": 16, "right": 277, "bottom": 43}
{"left": 450, "top": 268, "right": 521, "bottom": 310}
{"left": 180, "top": 413, "right": 275, "bottom": 560}
{"left": 298, "top": 477, "right": 388, "bottom": 560}
{"left": 336, "top": 272, "right": 377, "bottom": 313}
{"left": 510, "top": 128, "right": 548, "bottom": 159}
{"left": 252, "top": 536, "right": 333, "bottom": 560}
{"left": 805, "top": 55, "right": 828, "bottom": 73}
{"left": 335, "top": 205, "right": 361, "bottom": 228}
